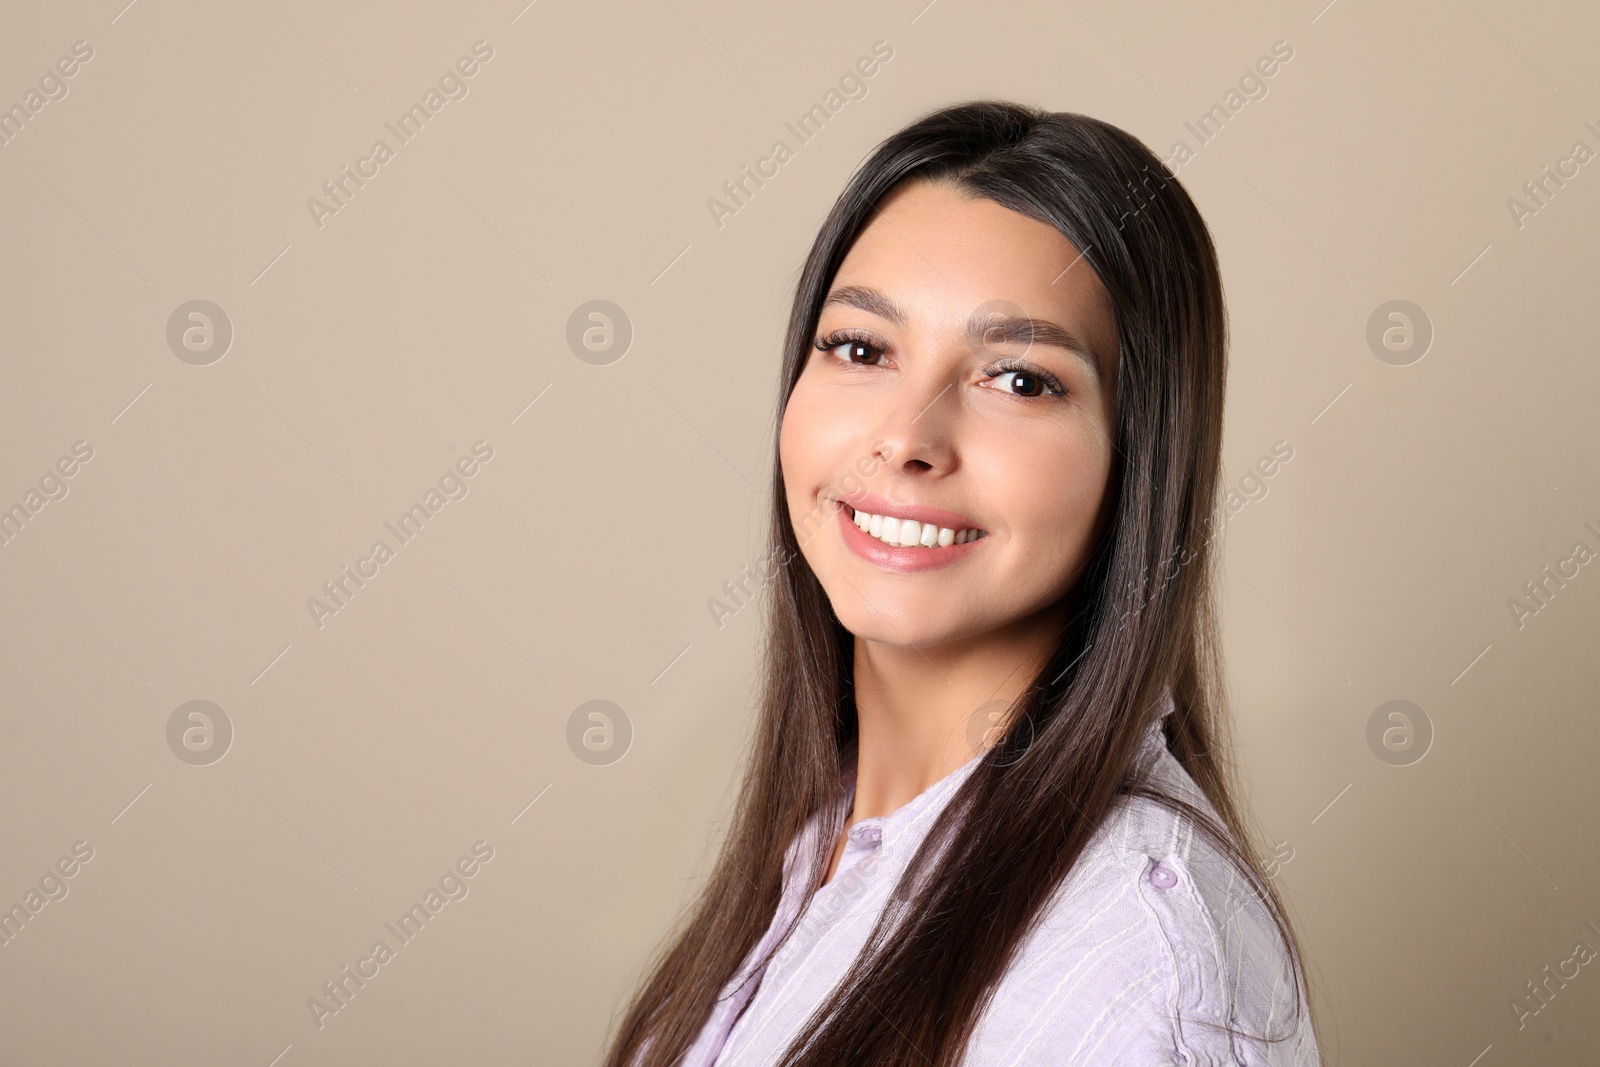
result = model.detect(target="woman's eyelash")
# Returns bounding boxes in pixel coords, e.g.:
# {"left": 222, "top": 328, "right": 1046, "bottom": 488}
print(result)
{"left": 813, "top": 329, "right": 884, "bottom": 360}
{"left": 812, "top": 331, "right": 1066, "bottom": 399}
{"left": 984, "top": 357, "right": 1066, "bottom": 398}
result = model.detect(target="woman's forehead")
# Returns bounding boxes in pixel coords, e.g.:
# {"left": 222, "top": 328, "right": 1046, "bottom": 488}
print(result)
{"left": 827, "top": 181, "right": 1119, "bottom": 381}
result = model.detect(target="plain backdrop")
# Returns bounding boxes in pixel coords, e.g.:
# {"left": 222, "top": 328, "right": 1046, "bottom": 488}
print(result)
{"left": 1, "top": 1, "right": 1597, "bottom": 1064}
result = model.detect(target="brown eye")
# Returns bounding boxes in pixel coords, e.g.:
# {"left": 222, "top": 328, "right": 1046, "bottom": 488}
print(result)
{"left": 814, "top": 332, "right": 885, "bottom": 365}
{"left": 985, "top": 364, "right": 1066, "bottom": 399}
{"left": 839, "top": 340, "right": 875, "bottom": 364}
{"left": 996, "top": 371, "right": 1045, "bottom": 396}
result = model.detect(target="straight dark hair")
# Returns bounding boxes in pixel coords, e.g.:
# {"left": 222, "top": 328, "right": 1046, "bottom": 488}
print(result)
{"left": 603, "top": 99, "right": 1319, "bottom": 1067}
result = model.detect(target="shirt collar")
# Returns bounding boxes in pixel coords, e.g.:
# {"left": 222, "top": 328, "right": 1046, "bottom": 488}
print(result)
{"left": 836, "top": 688, "right": 1177, "bottom": 847}
{"left": 838, "top": 737, "right": 985, "bottom": 851}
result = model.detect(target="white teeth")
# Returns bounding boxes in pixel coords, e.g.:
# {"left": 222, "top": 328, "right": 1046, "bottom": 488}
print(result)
{"left": 849, "top": 508, "right": 983, "bottom": 549}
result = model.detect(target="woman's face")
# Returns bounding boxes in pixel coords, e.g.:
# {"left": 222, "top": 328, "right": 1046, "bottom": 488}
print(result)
{"left": 779, "top": 179, "right": 1120, "bottom": 650}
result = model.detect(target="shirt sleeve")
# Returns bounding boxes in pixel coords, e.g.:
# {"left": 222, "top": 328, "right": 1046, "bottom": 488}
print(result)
{"left": 1122, "top": 845, "right": 1320, "bottom": 1067}
{"left": 987, "top": 786, "right": 1321, "bottom": 1067}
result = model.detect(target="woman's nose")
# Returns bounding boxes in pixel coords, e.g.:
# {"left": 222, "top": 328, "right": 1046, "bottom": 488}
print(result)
{"left": 868, "top": 361, "right": 960, "bottom": 476}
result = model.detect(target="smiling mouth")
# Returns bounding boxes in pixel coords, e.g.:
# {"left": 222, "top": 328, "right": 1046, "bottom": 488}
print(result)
{"left": 835, "top": 499, "right": 987, "bottom": 550}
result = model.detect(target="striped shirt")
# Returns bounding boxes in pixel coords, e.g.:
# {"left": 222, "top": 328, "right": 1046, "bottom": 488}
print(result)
{"left": 680, "top": 697, "right": 1320, "bottom": 1066}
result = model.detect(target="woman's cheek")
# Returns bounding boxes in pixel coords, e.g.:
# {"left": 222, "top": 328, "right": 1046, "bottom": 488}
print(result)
{"left": 1015, "top": 443, "right": 1108, "bottom": 573}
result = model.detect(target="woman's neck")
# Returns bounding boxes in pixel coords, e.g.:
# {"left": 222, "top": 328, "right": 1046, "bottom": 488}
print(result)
{"left": 845, "top": 609, "right": 1064, "bottom": 827}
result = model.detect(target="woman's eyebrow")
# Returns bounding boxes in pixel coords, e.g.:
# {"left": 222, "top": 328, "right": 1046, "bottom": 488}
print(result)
{"left": 969, "top": 314, "right": 1100, "bottom": 385}
{"left": 820, "top": 284, "right": 1101, "bottom": 385}
{"left": 821, "top": 284, "right": 906, "bottom": 324}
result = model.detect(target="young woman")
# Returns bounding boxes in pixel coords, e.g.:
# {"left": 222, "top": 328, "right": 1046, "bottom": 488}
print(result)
{"left": 604, "top": 100, "right": 1321, "bottom": 1067}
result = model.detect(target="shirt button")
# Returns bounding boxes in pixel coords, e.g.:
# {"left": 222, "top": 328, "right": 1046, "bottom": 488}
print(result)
{"left": 1148, "top": 862, "right": 1178, "bottom": 890}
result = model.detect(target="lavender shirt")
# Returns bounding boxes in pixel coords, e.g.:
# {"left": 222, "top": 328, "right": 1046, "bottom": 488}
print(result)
{"left": 679, "top": 697, "right": 1320, "bottom": 1066}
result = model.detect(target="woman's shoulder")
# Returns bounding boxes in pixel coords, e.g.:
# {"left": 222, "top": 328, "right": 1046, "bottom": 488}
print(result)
{"left": 971, "top": 752, "right": 1319, "bottom": 1066}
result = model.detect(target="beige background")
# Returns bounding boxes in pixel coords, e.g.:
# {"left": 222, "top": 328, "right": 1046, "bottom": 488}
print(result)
{"left": 1, "top": 0, "right": 1596, "bottom": 1063}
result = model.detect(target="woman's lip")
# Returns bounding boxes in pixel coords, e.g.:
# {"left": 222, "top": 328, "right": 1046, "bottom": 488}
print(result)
{"left": 836, "top": 491, "right": 982, "bottom": 534}
{"left": 834, "top": 499, "right": 988, "bottom": 572}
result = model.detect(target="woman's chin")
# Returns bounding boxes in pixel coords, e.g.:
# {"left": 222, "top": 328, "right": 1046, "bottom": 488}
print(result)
{"left": 833, "top": 606, "right": 983, "bottom": 652}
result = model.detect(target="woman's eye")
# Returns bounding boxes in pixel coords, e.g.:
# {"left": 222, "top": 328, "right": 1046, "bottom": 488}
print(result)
{"left": 988, "top": 369, "right": 1063, "bottom": 398}
{"left": 818, "top": 336, "right": 883, "bottom": 365}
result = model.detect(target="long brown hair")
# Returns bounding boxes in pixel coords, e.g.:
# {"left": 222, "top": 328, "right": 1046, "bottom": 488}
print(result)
{"left": 603, "top": 99, "right": 1319, "bottom": 1067}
